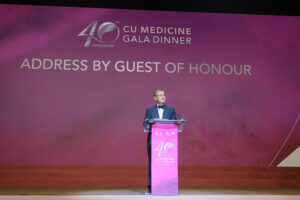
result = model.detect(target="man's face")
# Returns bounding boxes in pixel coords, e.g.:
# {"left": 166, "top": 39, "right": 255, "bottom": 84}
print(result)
{"left": 154, "top": 90, "right": 166, "bottom": 105}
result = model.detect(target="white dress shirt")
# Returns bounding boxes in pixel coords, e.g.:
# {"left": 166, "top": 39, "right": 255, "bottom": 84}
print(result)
{"left": 157, "top": 105, "right": 164, "bottom": 119}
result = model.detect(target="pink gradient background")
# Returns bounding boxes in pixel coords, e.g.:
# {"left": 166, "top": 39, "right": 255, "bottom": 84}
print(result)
{"left": 0, "top": 4, "right": 299, "bottom": 166}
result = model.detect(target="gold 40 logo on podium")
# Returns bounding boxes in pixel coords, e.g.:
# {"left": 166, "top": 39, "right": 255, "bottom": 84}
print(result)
{"left": 155, "top": 142, "right": 176, "bottom": 157}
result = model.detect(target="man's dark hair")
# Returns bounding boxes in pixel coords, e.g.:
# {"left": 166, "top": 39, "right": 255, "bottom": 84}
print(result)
{"left": 153, "top": 88, "right": 165, "bottom": 96}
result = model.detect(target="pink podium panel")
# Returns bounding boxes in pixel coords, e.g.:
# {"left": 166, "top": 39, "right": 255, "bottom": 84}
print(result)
{"left": 151, "top": 123, "right": 178, "bottom": 195}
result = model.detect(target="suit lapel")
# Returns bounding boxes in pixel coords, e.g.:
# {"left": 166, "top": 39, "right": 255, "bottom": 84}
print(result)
{"left": 162, "top": 106, "right": 169, "bottom": 119}
{"left": 151, "top": 105, "right": 159, "bottom": 118}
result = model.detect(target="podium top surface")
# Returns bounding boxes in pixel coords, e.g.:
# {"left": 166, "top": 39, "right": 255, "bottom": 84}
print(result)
{"left": 144, "top": 118, "right": 186, "bottom": 132}
{"left": 147, "top": 118, "right": 186, "bottom": 124}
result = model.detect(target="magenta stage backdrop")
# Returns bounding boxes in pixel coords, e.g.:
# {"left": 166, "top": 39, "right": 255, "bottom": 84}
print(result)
{"left": 0, "top": 4, "right": 299, "bottom": 166}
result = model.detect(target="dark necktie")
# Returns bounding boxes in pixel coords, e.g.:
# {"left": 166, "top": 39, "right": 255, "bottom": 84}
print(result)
{"left": 158, "top": 105, "right": 165, "bottom": 109}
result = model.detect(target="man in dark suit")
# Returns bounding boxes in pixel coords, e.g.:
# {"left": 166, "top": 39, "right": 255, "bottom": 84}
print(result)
{"left": 143, "top": 88, "right": 177, "bottom": 194}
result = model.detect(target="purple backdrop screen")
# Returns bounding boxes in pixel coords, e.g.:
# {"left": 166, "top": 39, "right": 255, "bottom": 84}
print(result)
{"left": 0, "top": 4, "right": 299, "bottom": 166}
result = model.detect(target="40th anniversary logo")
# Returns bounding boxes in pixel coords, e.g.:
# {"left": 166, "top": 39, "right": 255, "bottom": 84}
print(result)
{"left": 78, "top": 20, "right": 192, "bottom": 47}
{"left": 77, "top": 20, "right": 120, "bottom": 47}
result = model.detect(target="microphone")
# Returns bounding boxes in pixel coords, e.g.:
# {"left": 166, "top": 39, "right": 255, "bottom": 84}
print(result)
{"left": 175, "top": 112, "right": 185, "bottom": 121}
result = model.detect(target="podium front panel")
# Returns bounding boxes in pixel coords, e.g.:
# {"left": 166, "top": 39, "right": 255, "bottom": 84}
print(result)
{"left": 151, "top": 123, "right": 178, "bottom": 195}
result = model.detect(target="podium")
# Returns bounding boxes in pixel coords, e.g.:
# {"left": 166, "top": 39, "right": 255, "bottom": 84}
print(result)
{"left": 146, "top": 118, "right": 185, "bottom": 195}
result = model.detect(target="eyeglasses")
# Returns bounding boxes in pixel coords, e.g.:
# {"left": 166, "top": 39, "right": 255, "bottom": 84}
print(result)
{"left": 155, "top": 94, "right": 165, "bottom": 97}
